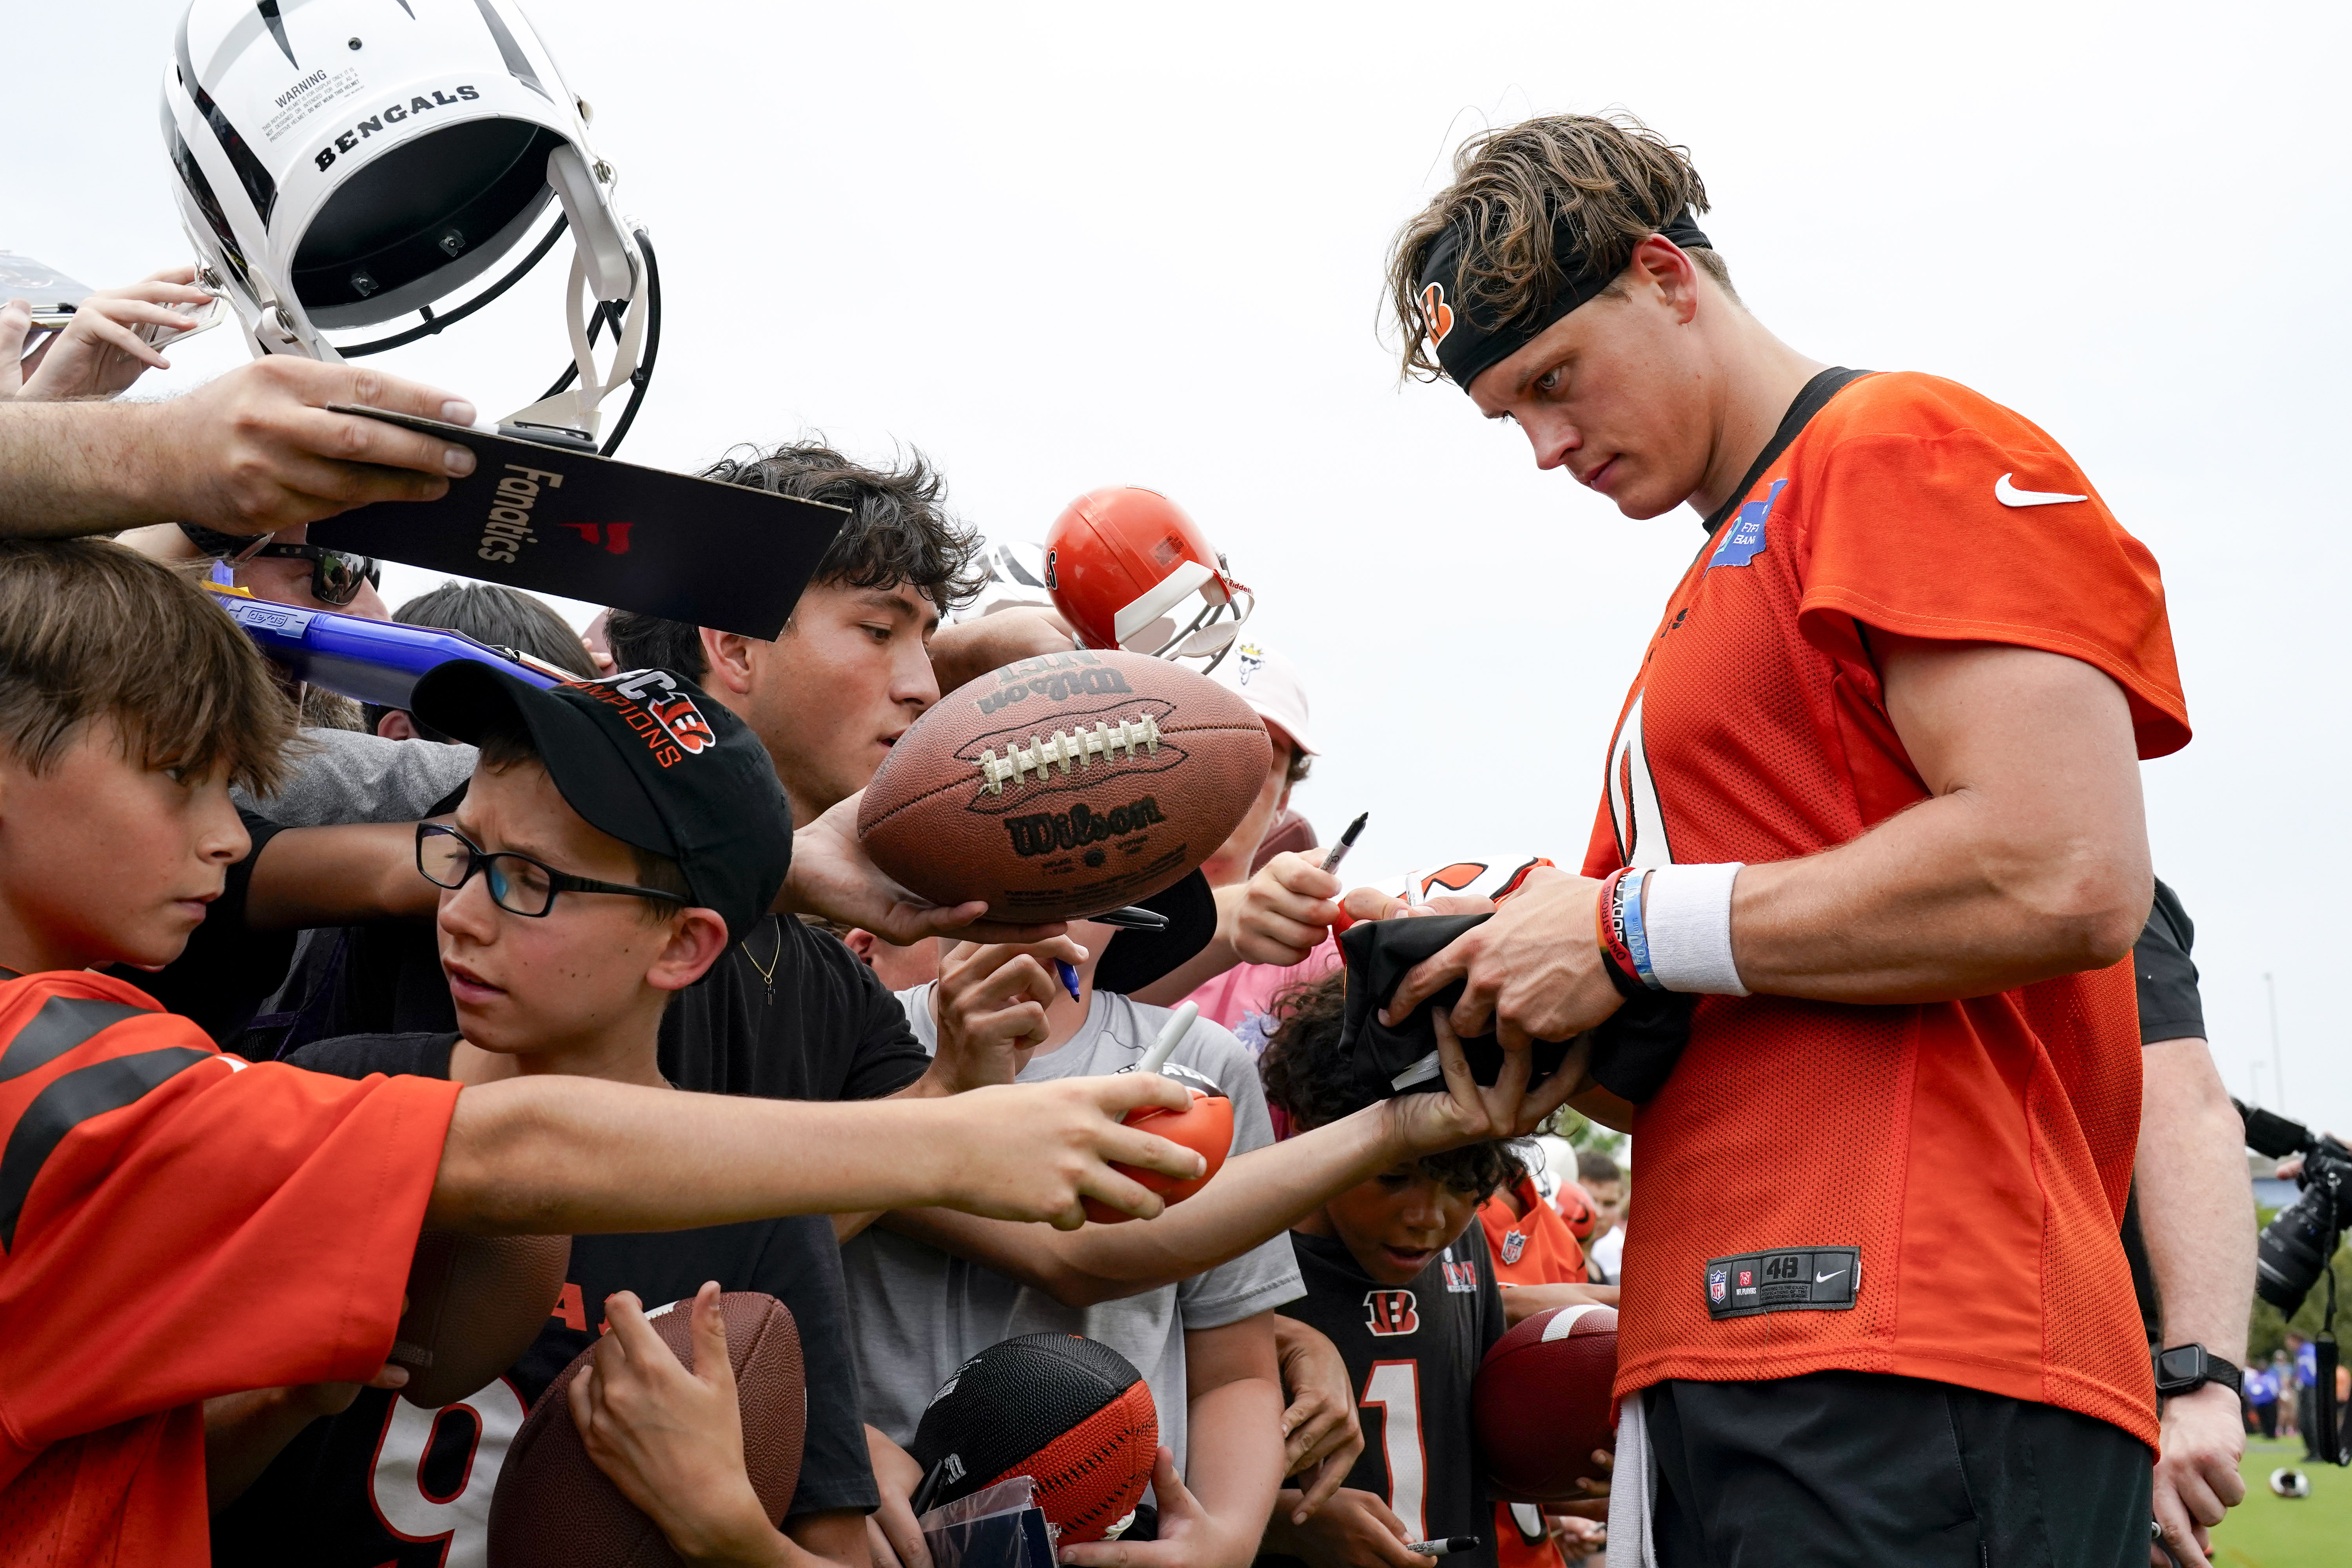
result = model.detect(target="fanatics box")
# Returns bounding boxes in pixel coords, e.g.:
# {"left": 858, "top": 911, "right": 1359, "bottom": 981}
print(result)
{"left": 309, "top": 408, "right": 847, "bottom": 638}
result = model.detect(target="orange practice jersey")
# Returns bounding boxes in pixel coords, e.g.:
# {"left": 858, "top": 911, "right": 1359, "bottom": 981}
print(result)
{"left": 1583, "top": 372, "right": 2184, "bottom": 1448}
{"left": 0, "top": 972, "right": 457, "bottom": 1564}
{"left": 1477, "top": 1176, "right": 1593, "bottom": 1568}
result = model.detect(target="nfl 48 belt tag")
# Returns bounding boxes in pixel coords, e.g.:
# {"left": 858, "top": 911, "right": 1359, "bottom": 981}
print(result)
{"left": 1704, "top": 1246, "right": 1860, "bottom": 1320}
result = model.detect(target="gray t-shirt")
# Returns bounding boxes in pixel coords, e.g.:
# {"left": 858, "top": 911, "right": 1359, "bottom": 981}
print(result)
{"left": 842, "top": 984, "right": 1304, "bottom": 1474}
{"left": 234, "top": 728, "right": 478, "bottom": 826}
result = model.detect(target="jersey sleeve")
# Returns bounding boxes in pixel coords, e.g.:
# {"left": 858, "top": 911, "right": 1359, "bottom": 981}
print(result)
{"left": 2133, "top": 880, "right": 2205, "bottom": 1046}
{"left": 1791, "top": 375, "right": 2190, "bottom": 759}
{"left": 0, "top": 976, "right": 458, "bottom": 1470}
{"left": 831, "top": 940, "right": 932, "bottom": 1102}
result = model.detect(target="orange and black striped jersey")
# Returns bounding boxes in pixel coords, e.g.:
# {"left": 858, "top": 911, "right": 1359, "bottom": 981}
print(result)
{"left": 0, "top": 971, "right": 457, "bottom": 1564}
{"left": 1581, "top": 371, "right": 2187, "bottom": 1448}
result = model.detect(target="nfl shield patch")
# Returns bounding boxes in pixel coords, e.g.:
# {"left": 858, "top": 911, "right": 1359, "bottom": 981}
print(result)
{"left": 1708, "top": 1266, "right": 1729, "bottom": 1305}
{"left": 1500, "top": 1230, "right": 1526, "bottom": 1266}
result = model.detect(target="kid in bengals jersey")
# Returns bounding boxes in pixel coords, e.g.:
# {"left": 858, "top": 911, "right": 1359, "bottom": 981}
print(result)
{"left": 1383, "top": 115, "right": 2187, "bottom": 1567}
{"left": 1254, "top": 977, "right": 1606, "bottom": 1568}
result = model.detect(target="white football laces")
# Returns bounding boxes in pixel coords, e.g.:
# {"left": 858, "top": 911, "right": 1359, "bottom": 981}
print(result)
{"left": 973, "top": 715, "right": 1161, "bottom": 795}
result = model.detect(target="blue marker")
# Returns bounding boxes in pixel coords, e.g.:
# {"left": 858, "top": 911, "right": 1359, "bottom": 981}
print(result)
{"left": 1055, "top": 958, "right": 1082, "bottom": 1004}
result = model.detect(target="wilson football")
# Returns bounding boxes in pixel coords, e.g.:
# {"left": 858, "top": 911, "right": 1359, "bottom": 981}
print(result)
{"left": 858, "top": 651, "right": 1271, "bottom": 922}
{"left": 1472, "top": 1303, "right": 1617, "bottom": 1501}
{"left": 391, "top": 1232, "right": 572, "bottom": 1408}
{"left": 488, "top": 1291, "right": 805, "bottom": 1568}
{"left": 909, "top": 1333, "right": 1157, "bottom": 1544}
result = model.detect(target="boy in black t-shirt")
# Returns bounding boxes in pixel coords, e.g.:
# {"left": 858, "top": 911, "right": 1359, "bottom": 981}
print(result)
{"left": 212, "top": 661, "right": 880, "bottom": 1568}
{"left": 1254, "top": 976, "right": 1525, "bottom": 1568}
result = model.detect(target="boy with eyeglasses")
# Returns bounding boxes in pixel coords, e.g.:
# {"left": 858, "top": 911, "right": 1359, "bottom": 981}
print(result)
{"left": 0, "top": 540, "right": 1200, "bottom": 1566}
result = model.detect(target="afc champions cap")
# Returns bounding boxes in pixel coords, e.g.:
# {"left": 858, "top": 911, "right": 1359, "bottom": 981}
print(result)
{"left": 1416, "top": 205, "right": 1712, "bottom": 395}
{"left": 411, "top": 661, "right": 792, "bottom": 943}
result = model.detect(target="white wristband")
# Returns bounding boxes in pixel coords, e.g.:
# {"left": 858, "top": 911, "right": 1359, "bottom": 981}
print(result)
{"left": 1641, "top": 862, "right": 1748, "bottom": 996}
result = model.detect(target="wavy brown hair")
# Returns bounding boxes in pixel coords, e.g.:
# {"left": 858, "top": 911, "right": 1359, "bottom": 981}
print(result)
{"left": 0, "top": 539, "right": 296, "bottom": 792}
{"left": 1384, "top": 112, "right": 1735, "bottom": 382}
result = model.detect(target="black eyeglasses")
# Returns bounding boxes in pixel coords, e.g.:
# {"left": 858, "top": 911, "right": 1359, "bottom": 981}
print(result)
{"left": 250, "top": 543, "right": 381, "bottom": 607}
{"left": 416, "top": 822, "right": 686, "bottom": 918}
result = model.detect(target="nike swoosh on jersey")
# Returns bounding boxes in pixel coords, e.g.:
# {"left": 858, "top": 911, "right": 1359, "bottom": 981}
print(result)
{"left": 1993, "top": 474, "right": 2087, "bottom": 507}
{"left": 1815, "top": 1269, "right": 1848, "bottom": 1284}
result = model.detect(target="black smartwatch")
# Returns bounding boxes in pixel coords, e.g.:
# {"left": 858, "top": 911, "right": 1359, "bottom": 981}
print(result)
{"left": 2154, "top": 1344, "right": 2242, "bottom": 1398}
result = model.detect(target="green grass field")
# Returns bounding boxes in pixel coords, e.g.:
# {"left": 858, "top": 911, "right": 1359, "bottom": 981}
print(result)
{"left": 2204, "top": 1437, "right": 2352, "bottom": 1566}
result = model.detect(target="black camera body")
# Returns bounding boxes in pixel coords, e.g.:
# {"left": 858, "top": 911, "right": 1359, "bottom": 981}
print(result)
{"left": 2239, "top": 1101, "right": 2352, "bottom": 1316}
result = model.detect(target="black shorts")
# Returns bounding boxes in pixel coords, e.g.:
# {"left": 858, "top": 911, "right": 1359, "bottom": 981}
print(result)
{"left": 1644, "top": 1370, "right": 2152, "bottom": 1568}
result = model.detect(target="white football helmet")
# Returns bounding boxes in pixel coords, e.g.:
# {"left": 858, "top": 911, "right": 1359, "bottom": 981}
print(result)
{"left": 162, "top": 0, "right": 653, "bottom": 450}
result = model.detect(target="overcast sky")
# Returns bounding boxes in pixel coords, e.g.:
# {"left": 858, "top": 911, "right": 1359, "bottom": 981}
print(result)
{"left": 14, "top": 1, "right": 2349, "bottom": 1136}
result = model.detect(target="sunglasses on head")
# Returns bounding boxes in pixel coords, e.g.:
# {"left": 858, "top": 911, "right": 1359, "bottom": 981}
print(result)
{"left": 177, "top": 524, "right": 382, "bottom": 608}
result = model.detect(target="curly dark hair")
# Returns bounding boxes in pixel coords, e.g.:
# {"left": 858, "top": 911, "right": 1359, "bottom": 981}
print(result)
{"left": 1258, "top": 972, "right": 1527, "bottom": 1198}
{"left": 606, "top": 439, "right": 986, "bottom": 678}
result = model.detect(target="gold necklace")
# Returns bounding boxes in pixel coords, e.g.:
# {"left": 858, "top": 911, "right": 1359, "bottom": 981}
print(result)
{"left": 742, "top": 916, "right": 782, "bottom": 1005}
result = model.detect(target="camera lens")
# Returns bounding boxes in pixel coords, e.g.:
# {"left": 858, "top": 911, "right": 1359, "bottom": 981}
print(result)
{"left": 2256, "top": 1183, "right": 2340, "bottom": 1316}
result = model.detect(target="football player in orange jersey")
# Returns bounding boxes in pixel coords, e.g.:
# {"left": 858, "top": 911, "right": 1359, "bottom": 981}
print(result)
{"left": 1381, "top": 116, "right": 2204, "bottom": 1568}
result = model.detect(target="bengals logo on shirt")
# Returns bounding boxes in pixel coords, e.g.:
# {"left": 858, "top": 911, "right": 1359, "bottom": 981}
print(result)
{"left": 1363, "top": 1289, "right": 1420, "bottom": 1336}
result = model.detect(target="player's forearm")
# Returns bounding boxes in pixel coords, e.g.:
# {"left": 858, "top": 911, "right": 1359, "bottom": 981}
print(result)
{"left": 1499, "top": 1282, "right": 1619, "bottom": 1324}
{"left": 1131, "top": 884, "right": 1251, "bottom": 1007}
{"left": 880, "top": 1103, "right": 1404, "bottom": 1307}
{"left": 430, "top": 1079, "right": 979, "bottom": 1233}
{"left": 2136, "top": 1038, "right": 2255, "bottom": 1358}
{"left": 246, "top": 822, "right": 438, "bottom": 931}
{"left": 1185, "top": 1317, "right": 1287, "bottom": 1566}
{"left": 0, "top": 400, "right": 174, "bottom": 537}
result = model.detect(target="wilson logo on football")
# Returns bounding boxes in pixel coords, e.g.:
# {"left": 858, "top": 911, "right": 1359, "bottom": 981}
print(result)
{"left": 1420, "top": 282, "right": 1454, "bottom": 349}
{"left": 1363, "top": 1290, "right": 1420, "bottom": 1337}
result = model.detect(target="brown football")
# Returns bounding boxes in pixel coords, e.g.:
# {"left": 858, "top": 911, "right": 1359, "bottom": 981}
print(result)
{"left": 858, "top": 650, "right": 1271, "bottom": 921}
{"left": 488, "top": 1291, "right": 806, "bottom": 1568}
{"left": 391, "top": 1232, "right": 571, "bottom": 1408}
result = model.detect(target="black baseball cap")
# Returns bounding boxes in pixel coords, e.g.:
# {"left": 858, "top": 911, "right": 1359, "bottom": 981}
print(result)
{"left": 411, "top": 661, "right": 791, "bottom": 943}
{"left": 1093, "top": 870, "right": 1217, "bottom": 996}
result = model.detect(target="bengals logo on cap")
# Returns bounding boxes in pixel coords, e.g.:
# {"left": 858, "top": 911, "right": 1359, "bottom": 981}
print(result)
{"left": 1419, "top": 282, "right": 1454, "bottom": 349}
{"left": 596, "top": 670, "right": 719, "bottom": 766}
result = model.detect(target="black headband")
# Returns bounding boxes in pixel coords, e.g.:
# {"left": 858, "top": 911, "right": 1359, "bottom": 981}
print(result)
{"left": 1415, "top": 207, "right": 1713, "bottom": 393}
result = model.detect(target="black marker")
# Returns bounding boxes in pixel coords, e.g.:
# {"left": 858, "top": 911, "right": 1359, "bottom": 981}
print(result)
{"left": 1320, "top": 812, "right": 1368, "bottom": 875}
{"left": 1405, "top": 1539, "right": 1480, "bottom": 1557}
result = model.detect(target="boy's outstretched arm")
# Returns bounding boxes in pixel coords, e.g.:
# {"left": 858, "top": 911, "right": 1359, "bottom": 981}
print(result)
{"left": 427, "top": 1071, "right": 1201, "bottom": 1234}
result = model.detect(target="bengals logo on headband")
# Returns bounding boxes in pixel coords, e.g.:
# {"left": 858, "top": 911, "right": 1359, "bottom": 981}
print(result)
{"left": 1420, "top": 282, "right": 1454, "bottom": 349}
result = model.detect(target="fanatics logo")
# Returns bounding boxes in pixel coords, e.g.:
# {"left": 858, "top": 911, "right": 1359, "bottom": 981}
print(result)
{"left": 1363, "top": 1290, "right": 1421, "bottom": 1336}
{"left": 1500, "top": 1230, "right": 1526, "bottom": 1266}
{"left": 1708, "top": 1267, "right": 1728, "bottom": 1305}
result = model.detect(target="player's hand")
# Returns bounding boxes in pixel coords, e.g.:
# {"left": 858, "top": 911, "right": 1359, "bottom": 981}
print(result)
{"left": 135, "top": 356, "right": 479, "bottom": 535}
{"left": 569, "top": 1284, "right": 790, "bottom": 1567}
{"left": 927, "top": 607, "right": 1076, "bottom": 695}
{"left": 1058, "top": 1446, "right": 1235, "bottom": 1568}
{"left": 1384, "top": 868, "right": 1622, "bottom": 1051}
{"left": 1263, "top": 1486, "right": 1425, "bottom": 1568}
{"left": 785, "top": 793, "right": 1071, "bottom": 946}
{"left": 1274, "top": 1318, "right": 1364, "bottom": 1522}
{"left": 864, "top": 1425, "right": 934, "bottom": 1568}
{"left": 1232, "top": 852, "right": 1343, "bottom": 967}
{"left": 1497, "top": 1281, "right": 1619, "bottom": 1326}
{"left": 13, "top": 267, "right": 215, "bottom": 401}
{"left": 1384, "top": 1008, "right": 1583, "bottom": 1161}
{"left": 1339, "top": 887, "right": 1495, "bottom": 926}
{"left": 938, "top": 1073, "right": 1200, "bottom": 1229}
{"left": 1552, "top": 1513, "right": 1606, "bottom": 1557}
{"left": 2151, "top": 1382, "right": 2244, "bottom": 1566}
{"left": 1545, "top": 1447, "right": 1613, "bottom": 1521}
{"left": 1, "top": 298, "right": 34, "bottom": 399}
{"left": 932, "top": 936, "right": 1089, "bottom": 1089}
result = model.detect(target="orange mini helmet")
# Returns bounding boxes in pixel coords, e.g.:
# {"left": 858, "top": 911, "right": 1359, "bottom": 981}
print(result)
{"left": 1553, "top": 1178, "right": 1599, "bottom": 1242}
{"left": 1044, "top": 486, "right": 1253, "bottom": 671}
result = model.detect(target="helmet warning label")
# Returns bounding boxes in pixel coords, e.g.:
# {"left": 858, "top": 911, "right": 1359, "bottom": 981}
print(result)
{"left": 260, "top": 67, "right": 363, "bottom": 145}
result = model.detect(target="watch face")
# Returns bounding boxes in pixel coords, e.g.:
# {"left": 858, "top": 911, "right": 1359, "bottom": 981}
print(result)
{"left": 2159, "top": 1347, "right": 2203, "bottom": 1383}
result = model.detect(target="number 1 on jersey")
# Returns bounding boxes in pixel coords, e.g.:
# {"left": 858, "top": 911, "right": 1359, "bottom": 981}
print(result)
{"left": 1361, "top": 1359, "right": 1428, "bottom": 1540}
